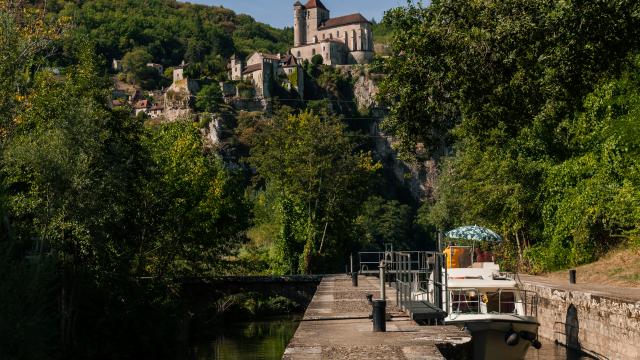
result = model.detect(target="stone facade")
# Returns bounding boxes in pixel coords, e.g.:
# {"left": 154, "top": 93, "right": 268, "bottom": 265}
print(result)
{"left": 164, "top": 65, "right": 199, "bottom": 121}
{"left": 227, "top": 52, "right": 304, "bottom": 100}
{"left": 521, "top": 280, "right": 640, "bottom": 359}
{"left": 243, "top": 52, "right": 281, "bottom": 99}
{"left": 291, "top": 0, "right": 373, "bottom": 65}
{"left": 229, "top": 54, "right": 243, "bottom": 81}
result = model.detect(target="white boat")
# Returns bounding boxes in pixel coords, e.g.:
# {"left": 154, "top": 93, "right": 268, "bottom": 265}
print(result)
{"left": 440, "top": 246, "right": 540, "bottom": 360}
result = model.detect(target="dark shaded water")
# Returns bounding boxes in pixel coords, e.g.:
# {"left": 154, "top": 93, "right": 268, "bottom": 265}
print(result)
{"left": 525, "top": 338, "right": 594, "bottom": 360}
{"left": 189, "top": 316, "right": 593, "bottom": 360}
{"left": 191, "top": 315, "right": 301, "bottom": 360}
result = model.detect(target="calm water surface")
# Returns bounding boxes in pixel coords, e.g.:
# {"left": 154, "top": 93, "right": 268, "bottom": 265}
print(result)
{"left": 525, "top": 338, "right": 594, "bottom": 360}
{"left": 191, "top": 315, "right": 301, "bottom": 360}
{"left": 191, "top": 317, "right": 592, "bottom": 360}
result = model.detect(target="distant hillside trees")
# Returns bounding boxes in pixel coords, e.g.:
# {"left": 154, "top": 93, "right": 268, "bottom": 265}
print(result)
{"left": 50, "top": 0, "right": 292, "bottom": 79}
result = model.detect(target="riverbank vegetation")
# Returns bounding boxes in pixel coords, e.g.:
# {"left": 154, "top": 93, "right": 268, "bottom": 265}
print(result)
{"left": 378, "top": 0, "right": 640, "bottom": 272}
{"left": 0, "top": 3, "right": 421, "bottom": 358}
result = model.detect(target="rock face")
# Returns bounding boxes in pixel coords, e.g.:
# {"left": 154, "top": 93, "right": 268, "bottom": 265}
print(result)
{"left": 371, "top": 120, "right": 438, "bottom": 202}
{"left": 353, "top": 73, "right": 379, "bottom": 111}
{"left": 355, "top": 72, "right": 439, "bottom": 201}
{"left": 201, "top": 115, "right": 222, "bottom": 148}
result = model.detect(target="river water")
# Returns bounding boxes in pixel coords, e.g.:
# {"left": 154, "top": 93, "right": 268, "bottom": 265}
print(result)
{"left": 189, "top": 316, "right": 590, "bottom": 360}
{"left": 525, "top": 338, "right": 593, "bottom": 360}
{"left": 190, "top": 315, "right": 301, "bottom": 360}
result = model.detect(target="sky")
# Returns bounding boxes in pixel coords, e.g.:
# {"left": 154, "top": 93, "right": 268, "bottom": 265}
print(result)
{"left": 191, "top": 0, "right": 407, "bottom": 29}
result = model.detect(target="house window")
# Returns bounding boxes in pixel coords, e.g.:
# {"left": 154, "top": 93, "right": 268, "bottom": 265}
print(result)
{"left": 337, "top": 31, "right": 340, "bottom": 37}
{"left": 297, "top": 51, "right": 301, "bottom": 57}
{"left": 322, "top": 34, "right": 325, "bottom": 39}
{"left": 312, "top": 49, "right": 316, "bottom": 56}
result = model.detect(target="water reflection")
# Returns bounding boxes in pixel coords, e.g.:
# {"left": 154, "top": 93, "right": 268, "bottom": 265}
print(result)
{"left": 192, "top": 315, "right": 301, "bottom": 360}
{"left": 525, "top": 338, "right": 594, "bottom": 360}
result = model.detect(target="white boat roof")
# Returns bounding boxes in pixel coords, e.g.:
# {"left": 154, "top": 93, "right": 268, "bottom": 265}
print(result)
{"left": 447, "top": 278, "right": 518, "bottom": 289}
{"left": 446, "top": 264, "right": 518, "bottom": 289}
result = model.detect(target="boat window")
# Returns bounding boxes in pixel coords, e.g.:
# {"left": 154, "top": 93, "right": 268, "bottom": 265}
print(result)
{"left": 485, "top": 291, "right": 516, "bottom": 314}
{"left": 451, "top": 290, "right": 479, "bottom": 314}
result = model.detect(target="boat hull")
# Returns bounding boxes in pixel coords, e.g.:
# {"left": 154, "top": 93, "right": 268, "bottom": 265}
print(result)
{"left": 447, "top": 317, "right": 539, "bottom": 360}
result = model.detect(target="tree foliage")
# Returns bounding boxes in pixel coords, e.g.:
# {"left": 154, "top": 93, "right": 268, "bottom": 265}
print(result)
{"left": 379, "top": 0, "right": 640, "bottom": 270}
{"left": 195, "top": 83, "right": 223, "bottom": 113}
{"left": 247, "top": 109, "right": 379, "bottom": 274}
{"left": 47, "top": 0, "right": 292, "bottom": 78}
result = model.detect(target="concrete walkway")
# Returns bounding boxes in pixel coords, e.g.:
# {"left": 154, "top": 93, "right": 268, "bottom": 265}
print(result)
{"left": 283, "top": 274, "right": 470, "bottom": 360}
{"left": 520, "top": 274, "right": 640, "bottom": 302}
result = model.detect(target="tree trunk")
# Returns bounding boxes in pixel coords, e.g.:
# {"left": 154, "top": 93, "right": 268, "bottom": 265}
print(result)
{"left": 514, "top": 231, "right": 523, "bottom": 266}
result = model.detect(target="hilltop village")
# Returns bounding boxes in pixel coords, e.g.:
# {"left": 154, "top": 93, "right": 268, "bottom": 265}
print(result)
{"left": 110, "top": 0, "right": 375, "bottom": 120}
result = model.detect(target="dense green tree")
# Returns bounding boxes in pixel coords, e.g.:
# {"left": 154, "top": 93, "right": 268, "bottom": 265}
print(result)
{"left": 379, "top": 0, "right": 640, "bottom": 270}
{"left": 139, "top": 121, "right": 249, "bottom": 277}
{"left": 195, "top": 83, "right": 223, "bottom": 113}
{"left": 380, "top": 0, "right": 640, "bottom": 155}
{"left": 121, "top": 48, "right": 160, "bottom": 88}
{"left": 354, "top": 196, "right": 414, "bottom": 251}
{"left": 248, "top": 109, "right": 379, "bottom": 274}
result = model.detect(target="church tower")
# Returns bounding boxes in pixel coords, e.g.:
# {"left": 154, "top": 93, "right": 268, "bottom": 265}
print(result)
{"left": 304, "top": 0, "right": 329, "bottom": 42}
{"left": 293, "top": 1, "right": 306, "bottom": 47}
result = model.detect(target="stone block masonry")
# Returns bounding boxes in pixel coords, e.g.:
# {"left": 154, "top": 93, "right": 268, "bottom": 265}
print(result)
{"left": 520, "top": 275, "right": 640, "bottom": 360}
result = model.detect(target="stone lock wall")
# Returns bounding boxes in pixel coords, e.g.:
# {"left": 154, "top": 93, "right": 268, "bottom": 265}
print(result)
{"left": 521, "top": 282, "right": 640, "bottom": 359}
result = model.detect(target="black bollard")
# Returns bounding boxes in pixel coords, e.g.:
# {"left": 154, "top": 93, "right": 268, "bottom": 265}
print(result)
{"left": 372, "top": 300, "right": 386, "bottom": 332}
{"left": 569, "top": 269, "right": 576, "bottom": 284}
{"left": 351, "top": 271, "right": 358, "bottom": 287}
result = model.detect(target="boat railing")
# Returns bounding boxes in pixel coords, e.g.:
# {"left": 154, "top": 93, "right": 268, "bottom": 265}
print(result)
{"left": 448, "top": 288, "right": 538, "bottom": 317}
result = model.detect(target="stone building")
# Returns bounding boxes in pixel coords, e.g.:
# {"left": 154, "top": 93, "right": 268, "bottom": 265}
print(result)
{"left": 291, "top": 0, "right": 373, "bottom": 65}
{"left": 242, "top": 52, "right": 281, "bottom": 98}
{"left": 227, "top": 52, "right": 304, "bottom": 99}
{"left": 164, "top": 63, "right": 199, "bottom": 120}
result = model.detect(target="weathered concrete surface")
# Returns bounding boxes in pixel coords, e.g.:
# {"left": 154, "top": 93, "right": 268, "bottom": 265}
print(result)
{"left": 284, "top": 275, "right": 470, "bottom": 360}
{"left": 521, "top": 275, "right": 640, "bottom": 360}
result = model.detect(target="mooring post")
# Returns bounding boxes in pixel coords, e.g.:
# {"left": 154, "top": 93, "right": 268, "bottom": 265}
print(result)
{"left": 569, "top": 269, "right": 577, "bottom": 284}
{"left": 350, "top": 253, "right": 354, "bottom": 274}
{"left": 372, "top": 299, "right": 386, "bottom": 332}
{"left": 379, "top": 260, "right": 386, "bottom": 300}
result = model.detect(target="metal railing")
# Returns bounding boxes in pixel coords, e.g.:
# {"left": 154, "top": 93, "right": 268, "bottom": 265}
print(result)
{"left": 359, "top": 250, "right": 441, "bottom": 274}
{"left": 356, "top": 246, "right": 536, "bottom": 323}
{"left": 393, "top": 251, "right": 448, "bottom": 316}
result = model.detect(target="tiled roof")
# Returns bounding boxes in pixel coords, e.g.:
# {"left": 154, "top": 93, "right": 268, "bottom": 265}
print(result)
{"left": 134, "top": 99, "right": 150, "bottom": 109}
{"left": 261, "top": 53, "right": 281, "bottom": 61}
{"left": 304, "top": 0, "right": 328, "bottom": 10}
{"left": 320, "top": 13, "right": 369, "bottom": 29}
{"left": 242, "top": 64, "right": 262, "bottom": 74}
{"left": 281, "top": 54, "right": 298, "bottom": 67}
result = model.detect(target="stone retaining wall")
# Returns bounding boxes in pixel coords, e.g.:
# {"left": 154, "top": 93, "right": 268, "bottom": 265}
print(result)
{"left": 521, "top": 281, "right": 640, "bottom": 359}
